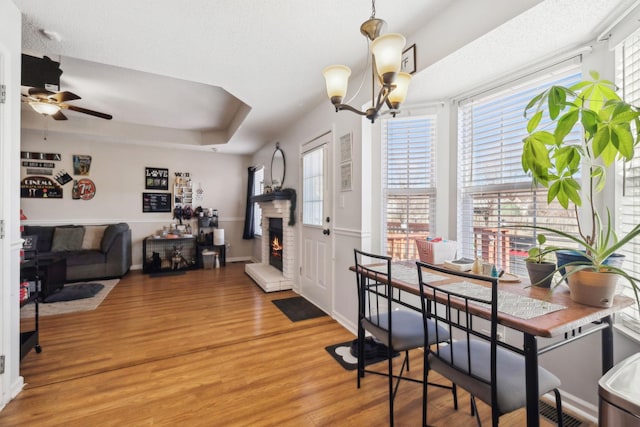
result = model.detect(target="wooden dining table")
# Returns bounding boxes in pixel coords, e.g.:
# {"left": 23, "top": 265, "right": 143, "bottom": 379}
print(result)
{"left": 350, "top": 261, "right": 634, "bottom": 427}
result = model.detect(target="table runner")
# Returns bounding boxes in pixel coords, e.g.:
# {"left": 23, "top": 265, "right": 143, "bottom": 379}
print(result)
{"left": 438, "top": 281, "right": 566, "bottom": 320}
{"left": 369, "top": 263, "right": 448, "bottom": 284}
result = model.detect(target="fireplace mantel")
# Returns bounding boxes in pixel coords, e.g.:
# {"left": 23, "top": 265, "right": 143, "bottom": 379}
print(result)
{"left": 251, "top": 190, "right": 294, "bottom": 203}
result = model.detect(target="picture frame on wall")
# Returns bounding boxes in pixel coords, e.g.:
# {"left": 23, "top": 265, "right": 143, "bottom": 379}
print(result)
{"left": 340, "top": 162, "right": 352, "bottom": 192}
{"left": 401, "top": 44, "right": 416, "bottom": 74}
{"left": 340, "top": 133, "right": 352, "bottom": 164}
{"left": 145, "top": 167, "right": 169, "bottom": 190}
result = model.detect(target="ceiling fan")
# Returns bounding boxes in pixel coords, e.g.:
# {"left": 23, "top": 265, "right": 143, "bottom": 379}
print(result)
{"left": 22, "top": 87, "right": 113, "bottom": 121}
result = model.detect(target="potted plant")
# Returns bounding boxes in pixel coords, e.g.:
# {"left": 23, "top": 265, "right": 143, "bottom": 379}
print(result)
{"left": 521, "top": 71, "right": 640, "bottom": 307}
{"left": 524, "top": 234, "right": 556, "bottom": 288}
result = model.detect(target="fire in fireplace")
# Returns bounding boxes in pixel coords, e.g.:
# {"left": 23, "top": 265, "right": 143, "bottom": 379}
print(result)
{"left": 269, "top": 218, "right": 283, "bottom": 271}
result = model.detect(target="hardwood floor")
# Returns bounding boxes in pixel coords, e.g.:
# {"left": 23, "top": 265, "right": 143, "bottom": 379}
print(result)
{"left": 2, "top": 263, "right": 570, "bottom": 426}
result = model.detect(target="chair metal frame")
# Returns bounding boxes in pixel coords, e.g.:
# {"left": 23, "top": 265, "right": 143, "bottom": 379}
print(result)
{"left": 416, "top": 261, "right": 563, "bottom": 427}
{"left": 354, "top": 249, "right": 456, "bottom": 426}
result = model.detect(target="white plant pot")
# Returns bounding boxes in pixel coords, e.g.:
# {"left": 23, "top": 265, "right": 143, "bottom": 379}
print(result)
{"left": 566, "top": 268, "right": 619, "bottom": 308}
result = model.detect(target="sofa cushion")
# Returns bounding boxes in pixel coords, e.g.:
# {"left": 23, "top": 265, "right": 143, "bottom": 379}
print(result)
{"left": 82, "top": 225, "right": 107, "bottom": 250}
{"left": 23, "top": 226, "right": 54, "bottom": 253}
{"left": 101, "top": 223, "right": 129, "bottom": 253}
{"left": 65, "top": 250, "right": 106, "bottom": 266}
{"left": 51, "top": 226, "right": 85, "bottom": 252}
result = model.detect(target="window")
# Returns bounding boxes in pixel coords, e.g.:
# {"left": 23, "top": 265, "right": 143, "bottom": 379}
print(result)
{"left": 616, "top": 30, "right": 640, "bottom": 327}
{"left": 457, "top": 67, "right": 581, "bottom": 276}
{"left": 382, "top": 115, "right": 437, "bottom": 261}
{"left": 302, "top": 146, "right": 324, "bottom": 226}
{"left": 253, "top": 167, "right": 264, "bottom": 236}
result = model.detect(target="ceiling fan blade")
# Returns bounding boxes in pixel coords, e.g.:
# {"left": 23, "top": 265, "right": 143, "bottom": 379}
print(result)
{"left": 28, "top": 87, "right": 55, "bottom": 98}
{"left": 50, "top": 91, "right": 81, "bottom": 103}
{"left": 64, "top": 104, "right": 113, "bottom": 120}
{"left": 52, "top": 110, "right": 68, "bottom": 120}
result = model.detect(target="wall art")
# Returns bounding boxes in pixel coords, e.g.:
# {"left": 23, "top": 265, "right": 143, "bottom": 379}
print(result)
{"left": 54, "top": 170, "right": 73, "bottom": 185}
{"left": 73, "top": 155, "right": 92, "bottom": 175}
{"left": 72, "top": 178, "right": 96, "bottom": 200}
{"left": 22, "top": 161, "right": 55, "bottom": 168}
{"left": 20, "top": 151, "right": 61, "bottom": 161}
{"left": 142, "top": 192, "right": 172, "bottom": 213}
{"left": 340, "top": 162, "right": 352, "bottom": 192}
{"left": 145, "top": 167, "right": 169, "bottom": 190}
{"left": 340, "top": 133, "right": 352, "bottom": 164}
{"left": 401, "top": 44, "right": 416, "bottom": 74}
{"left": 20, "top": 176, "right": 63, "bottom": 198}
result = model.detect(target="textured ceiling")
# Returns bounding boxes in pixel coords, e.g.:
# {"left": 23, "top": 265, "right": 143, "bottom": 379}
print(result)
{"left": 13, "top": 0, "right": 637, "bottom": 154}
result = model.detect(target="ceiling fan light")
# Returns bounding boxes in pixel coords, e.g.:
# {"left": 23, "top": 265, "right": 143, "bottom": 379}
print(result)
{"left": 370, "top": 33, "right": 406, "bottom": 83}
{"left": 388, "top": 72, "right": 411, "bottom": 107}
{"left": 29, "top": 101, "right": 61, "bottom": 116}
{"left": 322, "top": 65, "right": 352, "bottom": 104}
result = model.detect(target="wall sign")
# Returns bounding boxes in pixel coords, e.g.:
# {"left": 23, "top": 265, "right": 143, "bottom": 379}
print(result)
{"left": 22, "top": 161, "right": 55, "bottom": 168}
{"left": 72, "top": 178, "right": 96, "bottom": 200}
{"left": 73, "top": 155, "right": 92, "bottom": 175}
{"left": 21, "top": 176, "right": 63, "bottom": 198}
{"left": 142, "top": 192, "right": 171, "bottom": 212}
{"left": 145, "top": 167, "right": 169, "bottom": 190}
{"left": 21, "top": 151, "right": 61, "bottom": 161}
{"left": 54, "top": 170, "right": 73, "bottom": 185}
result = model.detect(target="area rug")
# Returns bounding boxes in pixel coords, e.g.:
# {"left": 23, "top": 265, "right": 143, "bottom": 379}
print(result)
{"left": 325, "top": 338, "right": 399, "bottom": 371}
{"left": 272, "top": 296, "right": 327, "bottom": 322}
{"left": 20, "top": 279, "right": 119, "bottom": 318}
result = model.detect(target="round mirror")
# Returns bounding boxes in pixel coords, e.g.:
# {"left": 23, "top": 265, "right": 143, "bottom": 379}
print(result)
{"left": 271, "top": 143, "right": 285, "bottom": 189}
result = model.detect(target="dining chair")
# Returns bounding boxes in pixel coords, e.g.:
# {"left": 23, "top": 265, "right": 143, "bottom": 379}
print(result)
{"left": 353, "top": 249, "right": 456, "bottom": 426}
{"left": 416, "top": 261, "right": 564, "bottom": 427}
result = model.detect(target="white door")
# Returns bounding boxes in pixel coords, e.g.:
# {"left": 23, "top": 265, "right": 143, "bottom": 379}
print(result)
{"left": 300, "top": 134, "right": 332, "bottom": 313}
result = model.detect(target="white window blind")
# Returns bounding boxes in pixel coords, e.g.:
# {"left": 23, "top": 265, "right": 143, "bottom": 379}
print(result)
{"left": 457, "top": 68, "right": 581, "bottom": 276}
{"left": 382, "top": 115, "right": 437, "bottom": 261}
{"left": 616, "top": 30, "right": 640, "bottom": 326}
{"left": 253, "top": 167, "right": 264, "bottom": 236}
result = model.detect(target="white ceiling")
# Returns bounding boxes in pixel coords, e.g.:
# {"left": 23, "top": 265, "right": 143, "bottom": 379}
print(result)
{"left": 12, "top": 0, "right": 637, "bottom": 154}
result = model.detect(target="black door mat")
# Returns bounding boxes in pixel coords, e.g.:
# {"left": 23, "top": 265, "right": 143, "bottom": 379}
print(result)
{"left": 325, "top": 338, "right": 399, "bottom": 371}
{"left": 272, "top": 296, "right": 327, "bottom": 322}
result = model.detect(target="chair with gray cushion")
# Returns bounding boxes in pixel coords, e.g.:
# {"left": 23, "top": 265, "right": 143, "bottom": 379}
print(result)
{"left": 354, "top": 249, "right": 456, "bottom": 426}
{"left": 416, "top": 261, "right": 563, "bottom": 426}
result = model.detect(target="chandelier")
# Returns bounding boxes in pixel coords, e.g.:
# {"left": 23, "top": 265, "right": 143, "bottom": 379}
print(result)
{"left": 322, "top": 0, "right": 411, "bottom": 123}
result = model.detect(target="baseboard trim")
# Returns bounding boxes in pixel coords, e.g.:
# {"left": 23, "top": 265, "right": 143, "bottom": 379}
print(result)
{"left": 551, "top": 389, "right": 597, "bottom": 424}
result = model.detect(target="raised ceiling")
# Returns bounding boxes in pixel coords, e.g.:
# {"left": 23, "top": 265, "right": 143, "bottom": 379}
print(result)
{"left": 13, "top": 0, "right": 637, "bottom": 154}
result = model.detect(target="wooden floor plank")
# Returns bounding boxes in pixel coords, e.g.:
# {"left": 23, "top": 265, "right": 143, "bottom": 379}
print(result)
{"left": 1, "top": 263, "right": 579, "bottom": 426}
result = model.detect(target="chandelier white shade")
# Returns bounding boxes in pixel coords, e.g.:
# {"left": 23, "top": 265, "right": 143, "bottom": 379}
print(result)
{"left": 322, "top": 1, "right": 412, "bottom": 123}
{"left": 322, "top": 65, "right": 352, "bottom": 104}
{"left": 370, "top": 33, "right": 406, "bottom": 83}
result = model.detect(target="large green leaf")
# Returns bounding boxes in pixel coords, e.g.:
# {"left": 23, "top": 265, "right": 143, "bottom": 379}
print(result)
{"left": 527, "top": 111, "right": 543, "bottom": 133}
{"left": 554, "top": 109, "right": 578, "bottom": 144}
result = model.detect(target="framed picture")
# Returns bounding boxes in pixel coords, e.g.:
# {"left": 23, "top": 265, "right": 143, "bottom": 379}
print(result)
{"left": 401, "top": 44, "right": 416, "bottom": 74}
{"left": 340, "top": 133, "right": 352, "bottom": 164}
{"left": 340, "top": 162, "right": 352, "bottom": 192}
{"left": 142, "top": 192, "right": 172, "bottom": 213}
{"left": 145, "top": 167, "right": 169, "bottom": 190}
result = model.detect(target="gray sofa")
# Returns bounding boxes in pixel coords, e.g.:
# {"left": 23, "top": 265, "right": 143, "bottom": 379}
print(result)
{"left": 23, "top": 223, "right": 132, "bottom": 282}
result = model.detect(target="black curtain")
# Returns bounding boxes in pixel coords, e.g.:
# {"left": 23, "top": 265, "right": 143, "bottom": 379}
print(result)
{"left": 242, "top": 167, "right": 257, "bottom": 239}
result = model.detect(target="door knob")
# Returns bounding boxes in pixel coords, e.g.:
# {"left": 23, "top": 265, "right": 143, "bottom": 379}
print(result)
{"left": 323, "top": 229, "right": 330, "bottom": 235}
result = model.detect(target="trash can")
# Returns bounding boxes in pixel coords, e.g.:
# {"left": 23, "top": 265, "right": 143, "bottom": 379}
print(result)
{"left": 599, "top": 352, "right": 640, "bottom": 426}
{"left": 202, "top": 250, "right": 215, "bottom": 269}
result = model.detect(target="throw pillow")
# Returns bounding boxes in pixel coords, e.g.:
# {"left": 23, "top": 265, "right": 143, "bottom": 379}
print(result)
{"left": 82, "top": 225, "right": 107, "bottom": 250}
{"left": 51, "top": 226, "right": 85, "bottom": 252}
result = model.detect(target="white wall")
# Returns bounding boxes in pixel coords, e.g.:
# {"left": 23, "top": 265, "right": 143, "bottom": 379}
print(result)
{"left": 0, "top": 0, "right": 23, "bottom": 411}
{"left": 20, "top": 128, "right": 254, "bottom": 267}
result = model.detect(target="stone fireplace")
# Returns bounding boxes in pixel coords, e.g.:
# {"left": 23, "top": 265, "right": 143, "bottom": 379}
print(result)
{"left": 245, "top": 194, "right": 295, "bottom": 292}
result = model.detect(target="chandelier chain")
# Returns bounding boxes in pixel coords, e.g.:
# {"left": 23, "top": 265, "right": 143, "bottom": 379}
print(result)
{"left": 370, "top": 0, "right": 376, "bottom": 19}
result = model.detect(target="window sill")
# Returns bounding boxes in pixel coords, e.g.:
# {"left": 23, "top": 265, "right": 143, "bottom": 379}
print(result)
{"left": 614, "top": 319, "right": 640, "bottom": 344}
